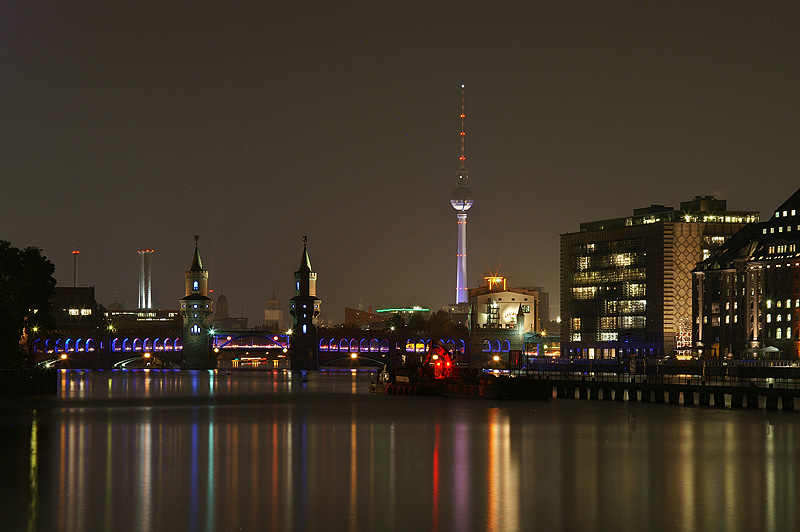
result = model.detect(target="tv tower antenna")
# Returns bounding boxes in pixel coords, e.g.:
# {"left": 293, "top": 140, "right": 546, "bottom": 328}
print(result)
{"left": 458, "top": 84, "right": 468, "bottom": 185}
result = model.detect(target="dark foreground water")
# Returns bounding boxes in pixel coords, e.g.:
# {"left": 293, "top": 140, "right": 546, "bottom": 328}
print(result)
{"left": 1, "top": 370, "right": 799, "bottom": 532}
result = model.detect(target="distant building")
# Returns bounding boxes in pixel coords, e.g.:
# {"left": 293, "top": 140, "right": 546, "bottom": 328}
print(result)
{"left": 345, "top": 306, "right": 385, "bottom": 328}
{"left": 52, "top": 287, "right": 99, "bottom": 325}
{"left": 561, "top": 196, "right": 759, "bottom": 359}
{"left": 213, "top": 293, "right": 248, "bottom": 330}
{"left": 264, "top": 292, "right": 284, "bottom": 331}
{"left": 694, "top": 187, "right": 800, "bottom": 359}
{"left": 468, "top": 276, "right": 540, "bottom": 332}
{"left": 375, "top": 306, "right": 430, "bottom": 325}
{"left": 466, "top": 276, "right": 539, "bottom": 367}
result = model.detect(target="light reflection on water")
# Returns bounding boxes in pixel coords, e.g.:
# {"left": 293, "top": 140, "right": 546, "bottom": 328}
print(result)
{"left": 2, "top": 369, "right": 799, "bottom": 532}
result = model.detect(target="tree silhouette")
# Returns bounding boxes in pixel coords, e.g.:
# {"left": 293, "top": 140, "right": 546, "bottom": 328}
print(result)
{"left": 0, "top": 241, "right": 56, "bottom": 368}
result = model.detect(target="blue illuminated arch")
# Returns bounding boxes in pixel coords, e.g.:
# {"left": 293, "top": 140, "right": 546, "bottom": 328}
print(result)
{"left": 370, "top": 339, "right": 379, "bottom": 352}
{"left": 318, "top": 338, "right": 328, "bottom": 351}
{"left": 482, "top": 340, "right": 491, "bottom": 353}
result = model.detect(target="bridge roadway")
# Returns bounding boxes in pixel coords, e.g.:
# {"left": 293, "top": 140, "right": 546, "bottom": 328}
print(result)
{"left": 523, "top": 358, "right": 800, "bottom": 411}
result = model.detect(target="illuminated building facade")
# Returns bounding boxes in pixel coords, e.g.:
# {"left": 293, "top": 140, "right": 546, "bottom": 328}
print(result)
{"left": 467, "top": 276, "right": 540, "bottom": 367}
{"left": 469, "top": 276, "right": 540, "bottom": 332}
{"left": 264, "top": 292, "right": 284, "bottom": 331}
{"left": 694, "top": 187, "right": 800, "bottom": 359}
{"left": 561, "top": 196, "right": 758, "bottom": 358}
{"left": 289, "top": 237, "right": 321, "bottom": 368}
{"left": 450, "top": 85, "right": 474, "bottom": 306}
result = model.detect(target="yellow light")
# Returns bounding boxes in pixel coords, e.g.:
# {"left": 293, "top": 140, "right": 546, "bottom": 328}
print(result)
{"left": 144, "top": 352, "right": 151, "bottom": 358}
{"left": 287, "top": 329, "right": 293, "bottom": 335}
{"left": 60, "top": 354, "right": 67, "bottom": 360}
{"left": 350, "top": 352, "right": 358, "bottom": 359}
{"left": 32, "top": 327, "right": 38, "bottom": 333}
{"left": 214, "top": 347, "right": 219, "bottom": 353}
{"left": 432, "top": 354, "right": 439, "bottom": 360}
{"left": 493, "top": 355, "right": 500, "bottom": 362}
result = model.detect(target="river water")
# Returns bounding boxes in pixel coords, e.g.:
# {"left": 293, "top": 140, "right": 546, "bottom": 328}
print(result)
{"left": 1, "top": 369, "right": 798, "bottom": 532}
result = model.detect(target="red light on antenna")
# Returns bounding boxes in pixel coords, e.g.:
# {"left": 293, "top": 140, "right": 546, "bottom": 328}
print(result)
{"left": 460, "top": 114, "right": 465, "bottom": 118}
{"left": 460, "top": 132, "right": 465, "bottom": 136}
{"left": 72, "top": 250, "right": 80, "bottom": 254}
{"left": 459, "top": 156, "right": 465, "bottom": 160}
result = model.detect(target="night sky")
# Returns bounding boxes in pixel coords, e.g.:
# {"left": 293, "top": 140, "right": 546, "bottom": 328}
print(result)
{"left": 3, "top": 1, "right": 799, "bottom": 324}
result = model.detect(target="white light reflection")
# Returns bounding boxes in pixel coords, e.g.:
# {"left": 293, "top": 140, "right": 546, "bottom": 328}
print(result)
{"left": 207, "top": 409, "right": 216, "bottom": 532}
{"left": 26, "top": 410, "right": 38, "bottom": 532}
{"left": 135, "top": 412, "right": 153, "bottom": 532}
{"left": 486, "top": 408, "right": 517, "bottom": 532}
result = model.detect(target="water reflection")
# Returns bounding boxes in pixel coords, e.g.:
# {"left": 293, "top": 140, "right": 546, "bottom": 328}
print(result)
{"left": 2, "top": 370, "right": 799, "bottom": 531}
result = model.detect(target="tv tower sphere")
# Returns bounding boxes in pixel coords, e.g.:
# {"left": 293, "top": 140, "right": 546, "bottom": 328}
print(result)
{"left": 450, "top": 186, "right": 474, "bottom": 212}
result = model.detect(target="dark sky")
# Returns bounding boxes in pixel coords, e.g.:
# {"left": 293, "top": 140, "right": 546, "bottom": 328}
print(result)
{"left": 3, "top": 1, "right": 799, "bottom": 324}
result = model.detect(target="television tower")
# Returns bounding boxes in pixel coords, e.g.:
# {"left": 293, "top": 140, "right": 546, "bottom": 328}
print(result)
{"left": 449, "top": 85, "right": 474, "bottom": 304}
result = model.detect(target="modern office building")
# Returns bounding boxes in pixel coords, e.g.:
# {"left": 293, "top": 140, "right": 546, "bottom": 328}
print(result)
{"left": 561, "top": 196, "right": 758, "bottom": 358}
{"left": 693, "top": 187, "right": 800, "bottom": 359}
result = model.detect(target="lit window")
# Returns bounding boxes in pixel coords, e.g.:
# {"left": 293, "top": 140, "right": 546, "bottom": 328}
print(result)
{"left": 69, "top": 309, "right": 79, "bottom": 316}
{"left": 81, "top": 309, "right": 92, "bottom": 315}
{"left": 193, "top": 280, "right": 199, "bottom": 291}
{"left": 191, "top": 324, "right": 201, "bottom": 335}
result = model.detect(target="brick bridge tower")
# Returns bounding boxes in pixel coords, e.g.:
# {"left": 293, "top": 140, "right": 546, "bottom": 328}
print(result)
{"left": 180, "top": 235, "right": 214, "bottom": 369}
{"left": 289, "top": 236, "right": 321, "bottom": 369}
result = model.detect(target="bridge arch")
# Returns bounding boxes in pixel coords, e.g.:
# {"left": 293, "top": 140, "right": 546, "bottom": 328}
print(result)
{"left": 482, "top": 340, "right": 491, "bottom": 353}
{"left": 318, "top": 338, "right": 328, "bottom": 351}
